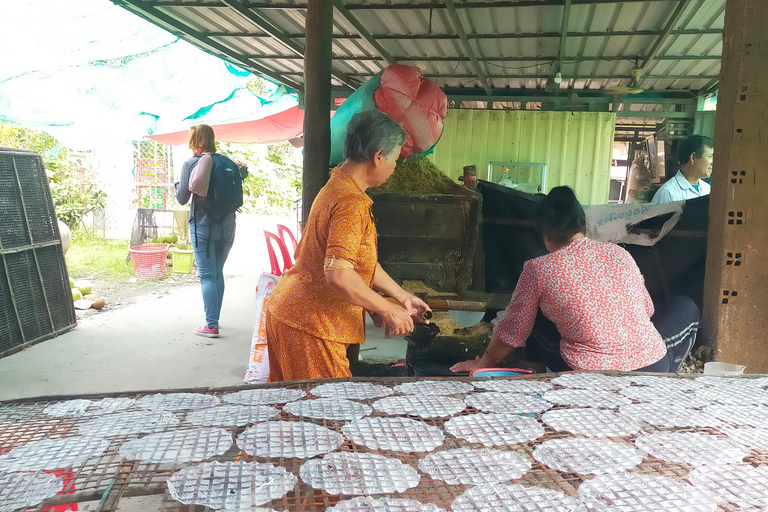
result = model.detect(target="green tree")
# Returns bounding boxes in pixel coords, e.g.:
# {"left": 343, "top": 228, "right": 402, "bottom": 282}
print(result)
{"left": 219, "top": 141, "right": 301, "bottom": 216}
{"left": 0, "top": 123, "right": 106, "bottom": 227}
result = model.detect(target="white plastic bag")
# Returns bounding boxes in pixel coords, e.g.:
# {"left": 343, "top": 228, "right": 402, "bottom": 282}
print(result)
{"left": 244, "top": 273, "right": 281, "bottom": 384}
{"left": 584, "top": 202, "right": 684, "bottom": 247}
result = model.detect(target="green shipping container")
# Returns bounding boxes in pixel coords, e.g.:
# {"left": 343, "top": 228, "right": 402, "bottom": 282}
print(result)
{"left": 429, "top": 110, "right": 616, "bottom": 205}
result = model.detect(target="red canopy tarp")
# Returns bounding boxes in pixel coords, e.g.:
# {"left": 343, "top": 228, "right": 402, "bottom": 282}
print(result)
{"left": 146, "top": 105, "right": 305, "bottom": 145}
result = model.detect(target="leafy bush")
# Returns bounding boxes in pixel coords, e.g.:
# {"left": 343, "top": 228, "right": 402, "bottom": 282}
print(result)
{"left": 219, "top": 141, "right": 301, "bottom": 216}
{"left": 0, "top": 123, "right": 106, "bottom": 227}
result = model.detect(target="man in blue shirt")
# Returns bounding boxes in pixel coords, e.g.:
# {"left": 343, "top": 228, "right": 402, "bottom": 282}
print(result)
{"left": 651, "top": 135, "right": 714, "bottom": 204}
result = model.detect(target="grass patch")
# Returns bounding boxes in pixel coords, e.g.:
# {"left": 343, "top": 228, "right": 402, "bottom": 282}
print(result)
{"left": 65, "top": 231, "right": 134, "bottom": 281}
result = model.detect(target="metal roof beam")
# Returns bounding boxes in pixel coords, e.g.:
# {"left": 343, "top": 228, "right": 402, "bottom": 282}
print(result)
{"left": 641, "top": 0, "right": 697, "bottom": 72}
{"left": 250, "top": 54, "right": 720, "bottom": 62}
{"left": 443, "top": 0, "right": 491, "bottom": 95}
{"left": 208, "top": 28, "right": 723, "bottom": 39}
{"left": 323, "top": 73, "right": 720, "bottom": 80}
{"left": 190, "top": 0, "right": 677, "bottom": 10}
{"left": 331, "top": 0, "right": 395, "bottom": 65}
{"left": 112, "top": 0, "right": 303, "bottom": 91}
{"left": 557, "top": 0, "right": 572, "bottom": 76}
{"left": 219, "top": 0, "right": 359, "bottom": 89}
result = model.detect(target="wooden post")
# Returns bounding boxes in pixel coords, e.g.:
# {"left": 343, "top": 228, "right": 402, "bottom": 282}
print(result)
{"left": 702, "top": 0, "right": 768, "bottom": 372}
{"left": 302, "top": 0, "right": 333, "bottom": 226}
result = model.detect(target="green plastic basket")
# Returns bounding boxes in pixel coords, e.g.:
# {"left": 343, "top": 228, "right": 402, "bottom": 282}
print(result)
{"left": 170, "top": 248, "right": 194, "bottom": 274}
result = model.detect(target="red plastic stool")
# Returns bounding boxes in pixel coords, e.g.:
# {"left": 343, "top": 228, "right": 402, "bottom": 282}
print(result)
{"left": 264, "top": 230, "right": 293, "bottom": 276}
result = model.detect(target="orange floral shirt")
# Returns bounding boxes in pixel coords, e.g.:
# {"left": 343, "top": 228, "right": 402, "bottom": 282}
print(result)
{"left": 266, "top": 169, "right": 377, "bottom": 344}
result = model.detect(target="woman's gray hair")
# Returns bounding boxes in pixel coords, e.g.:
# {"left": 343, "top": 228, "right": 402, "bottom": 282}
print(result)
{"left": 344, "top": 110, "right": 407, "bottom": 163}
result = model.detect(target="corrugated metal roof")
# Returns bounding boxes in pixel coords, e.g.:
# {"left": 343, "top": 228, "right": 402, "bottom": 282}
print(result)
{"left": 113, "top": 0, "right": 723, "bottom": 100}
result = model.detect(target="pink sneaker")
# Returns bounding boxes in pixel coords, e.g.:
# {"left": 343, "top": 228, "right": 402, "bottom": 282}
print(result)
{"left": 194, "top": 326, "right": 219, "bottom": 338}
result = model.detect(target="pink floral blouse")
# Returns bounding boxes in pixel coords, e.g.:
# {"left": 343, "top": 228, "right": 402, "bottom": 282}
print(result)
{"left": 494, "top": 237, "right": 667, "bottom": 370}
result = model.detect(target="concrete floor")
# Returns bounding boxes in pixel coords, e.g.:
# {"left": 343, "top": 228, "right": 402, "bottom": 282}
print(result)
{"left": 0, "top": 214, "right": 407, "bottom": 401}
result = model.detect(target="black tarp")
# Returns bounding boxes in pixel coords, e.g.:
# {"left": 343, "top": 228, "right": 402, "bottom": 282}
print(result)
{"left": 479, "top": 180, "right": 709, "bottom": 312}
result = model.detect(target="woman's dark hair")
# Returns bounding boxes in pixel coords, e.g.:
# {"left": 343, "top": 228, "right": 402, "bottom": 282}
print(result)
{"left": 537, "top": 186, "right": 586, "bottom": 245}
{"left": 344, "top": 110, "right": 407, "bottom": 163}
{"left": 677, "top": 134, "right": 714, "bottom": 165}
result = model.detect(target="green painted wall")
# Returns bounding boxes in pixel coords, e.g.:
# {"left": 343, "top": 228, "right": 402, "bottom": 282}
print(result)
{"left": 429, "top": 110, "right": 617, "bottom": 205}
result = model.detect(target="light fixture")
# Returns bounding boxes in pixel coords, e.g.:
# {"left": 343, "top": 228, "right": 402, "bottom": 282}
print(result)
{"left": 554, "top": 71, "right": 563, "bottom": 84}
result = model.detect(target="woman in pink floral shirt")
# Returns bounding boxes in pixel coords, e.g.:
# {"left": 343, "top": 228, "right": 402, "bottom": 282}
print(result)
{"left": 453, "top": 186, "right": 698, "bottom": 374}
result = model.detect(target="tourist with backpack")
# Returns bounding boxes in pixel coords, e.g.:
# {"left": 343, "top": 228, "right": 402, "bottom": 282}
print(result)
{"left": 175, "top": 124, "right": 247, "bottom": 338}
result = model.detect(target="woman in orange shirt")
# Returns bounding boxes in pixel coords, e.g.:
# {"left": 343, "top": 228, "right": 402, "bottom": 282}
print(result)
{"left": 265, "top": 111, "right": 431, "bottom": 381}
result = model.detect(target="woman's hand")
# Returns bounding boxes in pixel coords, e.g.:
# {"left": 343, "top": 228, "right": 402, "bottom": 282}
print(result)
{"left": 450, "top": 356, "right": 485, "bottom": 374}
{"left": 401, "top": 294, "right": 432, "bottom": 323}
{"left": 380, "top": 304, "right": 414, "bottom": 337}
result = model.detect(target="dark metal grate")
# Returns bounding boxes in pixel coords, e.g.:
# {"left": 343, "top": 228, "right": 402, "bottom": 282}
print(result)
{"left": 0, "top": 147, "right": 76, "bottom": 357}
{"left": 0, "top": 152, "right": 31, "bottom": 249}
{"left": 15, "top": 155, "right": 57, "bottom": 244}
{"left": 36, "top": 245, "right": 76, "bottom": 331}
{"left": 0, "top": 261, "right": 23, "bottom": 353}
{"left": 4, "top": 251, "right": 51, "bottom": 343}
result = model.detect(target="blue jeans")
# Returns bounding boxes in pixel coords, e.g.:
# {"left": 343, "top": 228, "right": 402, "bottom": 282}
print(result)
{"left": 191, "top": 217, "right": 235, "bottom": 328}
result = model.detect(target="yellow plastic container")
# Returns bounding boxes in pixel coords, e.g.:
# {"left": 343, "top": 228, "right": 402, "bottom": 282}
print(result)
{"left": 170, "top": 248, "right": 194, "bottom": 274}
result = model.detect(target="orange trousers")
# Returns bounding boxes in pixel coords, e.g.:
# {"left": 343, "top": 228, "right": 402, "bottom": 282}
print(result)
{"left": 266, "top": 311, "right": 352, "bottom": 382}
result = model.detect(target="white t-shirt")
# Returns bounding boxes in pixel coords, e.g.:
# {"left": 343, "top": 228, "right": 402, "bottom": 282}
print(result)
{"left": 651, "top": 170, "right": 711, "bottom": 204}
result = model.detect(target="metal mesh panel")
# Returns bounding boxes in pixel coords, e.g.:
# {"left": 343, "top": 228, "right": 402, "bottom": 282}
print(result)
{"left": 0, "top": 151, "right": 31, "bottom": 249}
{"left": 36, "top": 245, "right": 76, "bottom": 331}
{"left": 0, "top": 148, "right": 76, "bottom": 357}
{"left": 0, "top": 260, "right": 23, "bottom": 353}
{"left": 15, "top": 155, "right": 57, "bottom": 244}
{"left": 4, "top": 251, "right": 51, "bottom": 343}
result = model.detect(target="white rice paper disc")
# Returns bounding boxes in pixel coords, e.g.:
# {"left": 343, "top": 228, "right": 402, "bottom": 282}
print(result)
{"left": 542, "top": 389, "right": 630, "bottom": 409}
{"left": 119, "top": 428, "right": 232, "bottom": 463}
{"left": 43, "top": 399, "right": 92, "bottom": 418}
{"left": 533, "top": 437, "right": 644, "bottom": 475}
{"left": 688, "top": 464, "right": 768, "bottom": 510}
{"left": 551, "top": 374, "right": 630, "bottom": 391}
{"left": 623, "top": 375, "right": 704, "bottom": 391}
{"left": 465, "top": 392, "right": 551, "bottom": 414}
{"left": 542, "top": 408, "right": 641, "bottom": 437}
{"left": 705, "top": 404, "right": 768, "bottom": 428}
{"left": 618, "top": 403, "right": 723, "bottom": 428}
{"left": 300, "top": 452, "right": 420, "bottom": 495}
{"left": 283, "top": 398, "right": 372, "bottom": 421}
{"left": 393, "top": 380, "right": 475, "bottom": 396}
{"left": 578, "top": 473, "right": 717, "bottom": 512}
{"left": 311, "top": 382, "right": 394, "bottom": 401}
{"left": 720, "top": 426, "right": 768, "bottom": 452}
{"left": 327, "top": 497, "right": 445, "bottom": 512}
{"left": 167, "top": 461, "right": 297, "bottom": 509}
{"left": 697, "top": 376, "right": 768, "bottom": 388}
{"left": 237, "top": 421, "right": 343, "bottom": 459}
{"left": 634, "top": 432, "right": 748, "bottom": 466}
{"left": 451, "top": 483, "right": 587, "bottom": 512}
{"left": 471, "top": 380, "right": 553, "bottom": 394}
{"left": 695, "top": 385, "right": 768, "bottom": 406}
{"left": 444, "top": 413, "right": 544, "bottom": 446}
{"left": 619, "top": 386, "right": 711, "bottom": 409}
{"left": 0, "top": 436, "right": 111, "bottom": 472}
{"left": 372, "top": 395, "right": 466, "bottom": 418}
{"left": 185, "top": 405, "right": 280, "bottom": 427}
{"left": 342, "top": 417, "right": 444, "bottom": 452}
{"left": 418, "top": 447, "right": 531, "bottom": 485}
{"left": 222, "top": 388, "right": 306, "bottom": 406}
{"left": 135, "top": 393, "right": 221, "bottom": 411}
{"left": 0, "top": 471, "right": 63, "bottom": 512}
{"left": 76, "top": 409, "right": 180, "bottom": 437}
{"left": 92, "top": 397, "right": 136, "bottom": 414}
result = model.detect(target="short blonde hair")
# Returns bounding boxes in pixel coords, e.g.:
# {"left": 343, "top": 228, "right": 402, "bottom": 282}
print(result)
{"left": 188, "top": 124, "right": 216, "bottom": 153}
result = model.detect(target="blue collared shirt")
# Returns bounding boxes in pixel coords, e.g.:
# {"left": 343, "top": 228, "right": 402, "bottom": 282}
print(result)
{"left": 651, "top": 170, "right": 711, "bottom": 204}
